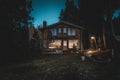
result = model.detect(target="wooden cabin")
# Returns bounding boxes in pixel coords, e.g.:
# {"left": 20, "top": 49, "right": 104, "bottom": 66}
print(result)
{"left": 42, "top": 21, "right": 85, "bottom": 52}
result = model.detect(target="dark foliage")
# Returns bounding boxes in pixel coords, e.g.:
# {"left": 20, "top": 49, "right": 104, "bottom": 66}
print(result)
{"left": 60, "top": 0, "right": 120, "bottom": 35}
{"left": 78, "top": 0, "right": 120, "bottom": 60}
{"left": 0, "top": 0, "right": 33, "bottom": 64}
{"left": 59, "top": 0, "right": 79, "bottom": 25}
{"left": 113, "top": 16, "right": 120, "bottom": 35}
{"left": 59, "top": 0, "right": 120, "bottom": 60}
{"left": 31, "top": 30, "right": 40, "bottom": 49}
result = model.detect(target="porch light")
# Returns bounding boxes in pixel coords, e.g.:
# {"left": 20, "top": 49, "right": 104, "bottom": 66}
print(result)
{"left": 90, "top": 35, "right": 98, "bottom": 49}
{"left": 91, "top": 36, "right": 95, "bottom": 40}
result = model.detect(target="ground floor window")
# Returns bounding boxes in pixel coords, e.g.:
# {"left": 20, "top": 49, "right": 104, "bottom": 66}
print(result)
{"left": 49, "top": 40, "right": 61, "bottom": 49}
{"left": 48, "top": 39, "right": 79, "bottom": 49}
{"left": 68, "top": 40, "right": 78, "bottom": 48}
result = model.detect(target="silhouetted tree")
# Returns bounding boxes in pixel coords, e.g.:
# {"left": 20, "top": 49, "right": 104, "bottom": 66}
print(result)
{"left": 60, "top": 0, "right": 120, "bottom": 49}
{"left": 78, "top": 0, "right": 120, "bottom": 61}
{"left": 31, "top": 30, "right": 40, "bottom": 50}
{"left": 102, "top": 0, "right": 120, "bottom": 49}
{"left": 112, "top": 16, "right": 120, "bottom": 61}
{"left": 113, "top": 16, "right": 120, "bottom": 35}
{"left": 59, "top": 0, "right": 79, "bottom": 25}
{"left": 0, "top": 0, "right": 33, "bottom": 62}
{"left": 104, "top": 0, "right": 120, "bottom": 35}
{"left": 78, "top": 0, "right": 120, "bottom": 48}
{"left": 78, "top": 0, "right": 106, "bottom": 34}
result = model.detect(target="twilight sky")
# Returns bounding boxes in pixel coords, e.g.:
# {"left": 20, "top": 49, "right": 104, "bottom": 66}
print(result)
{"left": 31, "top": 0, "right": 78, "bottom": 27}
{"left": 31, "top": 0, "right": 120, "bottom": 27}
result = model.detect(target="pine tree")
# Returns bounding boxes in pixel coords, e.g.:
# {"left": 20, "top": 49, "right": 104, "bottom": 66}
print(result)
{"left": 59, "top": 0, "right": 79, "bottom": 25}
{"left": 0, "top": 0, "right": 33, "bottom": 59}
{"left": 31, "top": 30, "right": 40, "bottom": 49}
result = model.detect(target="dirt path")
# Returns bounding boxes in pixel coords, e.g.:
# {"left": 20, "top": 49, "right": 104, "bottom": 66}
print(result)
{"left": 0, "top": 54, "right": 118, "bottom": 80}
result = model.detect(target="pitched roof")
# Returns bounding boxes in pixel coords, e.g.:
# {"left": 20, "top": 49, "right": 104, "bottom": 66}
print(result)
{"left": 43, "top": 21, "right": 85, "bottom": 30}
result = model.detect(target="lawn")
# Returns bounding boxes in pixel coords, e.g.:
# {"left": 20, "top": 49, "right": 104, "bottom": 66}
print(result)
{"left": 0, "top": 54, "right": 119, "bottom": 80}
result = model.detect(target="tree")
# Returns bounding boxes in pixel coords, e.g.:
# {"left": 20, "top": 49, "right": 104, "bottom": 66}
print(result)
{"left": 113, "top": 16, "right": 120, "bottom": 35}
{"left": 104, "top": 0, "right": 120, "bottom": 35}
{"left": 59, "top": 0, "right": 79, "bottom": 25}
{"left": 78, "top": 0, "right": 120, "bottom": 61}
{"left": 78, "top": 0, "right": 106, "bottom": 34}
{"left": 78, "top": 0, "right": 120, "bottom": 48}
{"left": 103, "top": 0, "right": 120, "bottom": 49}
{"left": 31, "top": 30, "right": 40, "bottom": 49}
{"left": 0, "top": 0, "right": 33, "bottom": 61}
{"left": 60, "top": 0, "right": 120, "bottom": 49}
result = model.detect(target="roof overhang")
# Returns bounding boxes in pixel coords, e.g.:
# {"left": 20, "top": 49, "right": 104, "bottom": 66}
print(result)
{"left": 43, "top": 21, "right": 86, "bottom": 30}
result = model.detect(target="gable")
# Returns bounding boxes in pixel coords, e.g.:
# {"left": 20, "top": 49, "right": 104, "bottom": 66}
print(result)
{"left": 43, "top": 21, "right": 85, "bottom": 30}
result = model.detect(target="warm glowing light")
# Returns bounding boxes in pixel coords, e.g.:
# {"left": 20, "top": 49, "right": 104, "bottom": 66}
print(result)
{"left": 48, "top": 40, "right": 78, "bottom": 49}
{"left": 63, "top": 40, "right": 67, "bottom": 46}
{"left": 86, "top": 50, "right": 93, "bottom": 54}
{"left": 86, "top": 49, "right": 99, "bottom": 54}
{"left": 69, "top": 40, "right": 78, "bottom": 48}
{"left": 91, "top": 36, "right": 95, "bottom": 40}
{"left": 49, "top": 46, "right": 56, "bottom": 49}
{"left": 49, "top": 40, "right": 61, "bottom": 49}
{"left": 84, "top": 49, "right": 100, "bottom": 57}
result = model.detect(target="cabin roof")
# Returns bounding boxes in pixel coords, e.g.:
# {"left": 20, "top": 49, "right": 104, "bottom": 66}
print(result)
{"left": 43, "top": 21, "right": 85, "bottom": 30}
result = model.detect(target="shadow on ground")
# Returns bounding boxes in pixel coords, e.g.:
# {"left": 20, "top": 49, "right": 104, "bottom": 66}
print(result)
{"left": 0, "top": 54, "right": 120, "bottom": 80}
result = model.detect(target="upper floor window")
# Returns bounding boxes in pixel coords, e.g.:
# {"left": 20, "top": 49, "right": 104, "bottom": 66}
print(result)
{"left": 54, "top": 28, "right": 57, "bottom": 36}
{"left": 51, "top": 28, "right": 57, "bottom": 36}
{"left": 63, "top": 28, "right": 67, "bottom": 33}
{"left": 58, "top": 28, "right": 61, "bottom": 33}
{"left": 72, "top": 28, "right": 75, "bottom": 35}
{"left": 68, "top": 28, "right": 75, "bottom": 36}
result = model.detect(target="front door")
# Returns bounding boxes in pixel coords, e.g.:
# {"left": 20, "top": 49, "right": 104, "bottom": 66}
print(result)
{"left": 63, "top": 40, "right": 68, "bottom": 50}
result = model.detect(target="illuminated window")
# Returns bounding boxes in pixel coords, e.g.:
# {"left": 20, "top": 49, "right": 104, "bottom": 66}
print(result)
{"left": 49, "top": 40, "right": 61, "bottom": 48}
{"left": 63, "top": 40, "right": 67, "bottom": 46}
{"left": 68, "top": 40, "right": 78, "bottom": 48}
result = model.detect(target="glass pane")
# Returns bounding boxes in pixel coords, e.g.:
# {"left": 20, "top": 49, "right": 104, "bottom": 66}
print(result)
{"left": 63, "top": 40, "right": 67, "bottom": 46}
{"left": 58, "top": 28, "right": 61, "bottom": 33}
{"left": 63, "top": 28, "right": 67, "bottom": 33}
{"left": 69, "top": 40, "right": 78, "bottom": 48}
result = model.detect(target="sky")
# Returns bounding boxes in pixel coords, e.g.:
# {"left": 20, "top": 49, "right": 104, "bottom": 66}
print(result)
{"left": 30, "top": 0, "right": 66, "bottom": 27}
{"left": 113, "top": 9, "right": 120, "bottom": 19}
{"left": 31, "top": 0, "right": 78, "bottom": 27}
{"left": 31, "top": 0, "right": 120, "bottom": 27}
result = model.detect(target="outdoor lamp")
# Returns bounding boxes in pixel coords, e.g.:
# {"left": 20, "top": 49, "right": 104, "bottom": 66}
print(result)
{"left": 91, "top": 36, "right": 95, "bottom": 40}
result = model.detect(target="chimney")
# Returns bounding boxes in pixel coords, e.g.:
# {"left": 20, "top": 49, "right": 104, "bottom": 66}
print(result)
{"left": 43, "top": 21, "right": 47, "bottom": 28}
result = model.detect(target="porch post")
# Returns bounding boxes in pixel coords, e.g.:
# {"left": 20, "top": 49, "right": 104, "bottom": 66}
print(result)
{"left": 67, "top": 40, "right": 69, "bottom": 50}
{"left": 61, "top": 40, "right": 63, "bottom": 50}
{"left": 61, "top": 27, "right": 63, "bottom": 50}
{"left": 80, "top": 30, "right": 83, "bottom": 52}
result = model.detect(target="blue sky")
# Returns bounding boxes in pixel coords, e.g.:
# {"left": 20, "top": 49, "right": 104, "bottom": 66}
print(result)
{"left": 30, "top": 0, "right": 78, "bottom": 27}
{"left": 31, "top": 0, "right": 120, "bottom": 27}
{"left": 113, "top": 9, "right": 120, "bottom": 18}
{"left": 30, "top": 0, "right": 66, "bottom": 27}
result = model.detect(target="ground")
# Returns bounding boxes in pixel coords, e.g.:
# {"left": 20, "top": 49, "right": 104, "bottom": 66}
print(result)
{"left": 0, "top": 54, "right": 120, "bottom": 80}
